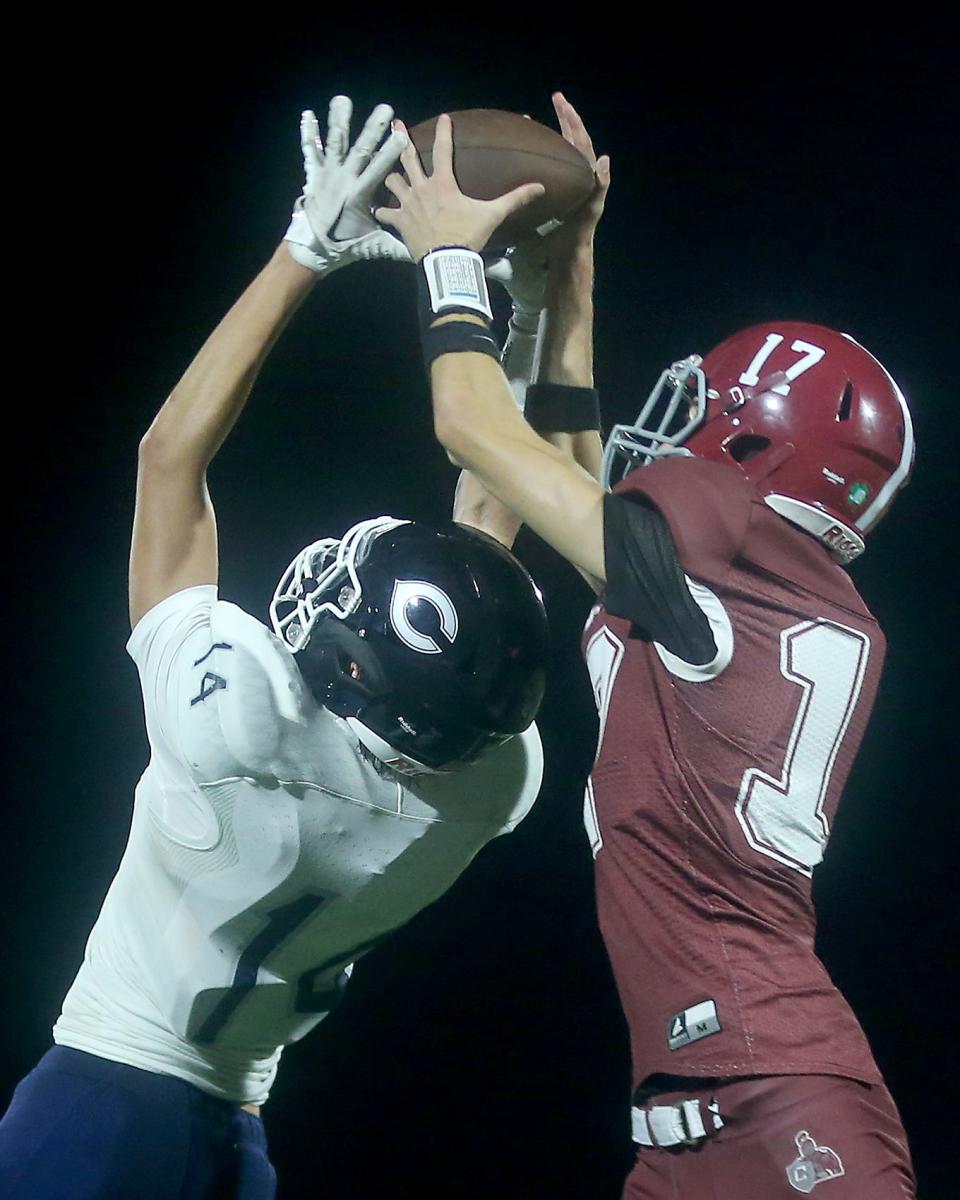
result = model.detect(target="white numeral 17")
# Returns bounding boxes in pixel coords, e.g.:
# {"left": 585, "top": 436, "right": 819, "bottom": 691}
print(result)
{"left": 739, "top": 333, "right": 826, "bottom": 393}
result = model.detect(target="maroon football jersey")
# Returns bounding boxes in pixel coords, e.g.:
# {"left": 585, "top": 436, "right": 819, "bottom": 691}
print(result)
{"left": 584, "top": 455, "right": 885, "bottom": 1089}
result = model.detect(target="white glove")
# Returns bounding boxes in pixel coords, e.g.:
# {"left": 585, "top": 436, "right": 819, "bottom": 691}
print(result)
{"left": 484, "top": 232, "right": 559, "bottom": 410}
{"left": 285, "top": 96, "right": 412, "bottom": 276}
{"left": 484, "top": 224, "right": 560, "bottom": 333}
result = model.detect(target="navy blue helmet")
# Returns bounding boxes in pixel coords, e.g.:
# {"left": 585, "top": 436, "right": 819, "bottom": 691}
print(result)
{"left": 271, "top": 517, "right": 548, "bottom": 773}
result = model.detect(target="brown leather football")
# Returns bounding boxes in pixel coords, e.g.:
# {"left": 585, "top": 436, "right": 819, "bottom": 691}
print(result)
{"left": 391, "top": 109, "right": 595, "bottom": 251}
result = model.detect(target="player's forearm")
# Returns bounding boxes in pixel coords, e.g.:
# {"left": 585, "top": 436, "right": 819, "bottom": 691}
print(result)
{"left": 432, "top": 350, "right": 539, "bottom": 483}
{"left": 433, "top": 352, "right": 597, "bottom": 516}
{"left": 432, "top": 351, "right": 605, "bottom": 582}
{"left": 442, "top": 244, "right": 601, "bottom": 539}
{"left": 451, "top": 309, "right": 543, "bottom": 548}
{"left": 535, "top": 242, "right": 604, "bottom": 480}
{"left": 539, "top": 241, "right": 594, "bottom": 387}
{"left": 140, "top": 244, "right": 317, "bottom": 471}
{"left": 541, "top": 428, "right": 603, "bottom": 484}
{"left": 452, "top": 469, "right": 522, "bottom": 548}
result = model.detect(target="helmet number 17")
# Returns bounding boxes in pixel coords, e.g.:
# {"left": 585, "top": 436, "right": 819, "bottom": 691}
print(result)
{"left": 738, "top": 333, "right": 826, "bottom": 393}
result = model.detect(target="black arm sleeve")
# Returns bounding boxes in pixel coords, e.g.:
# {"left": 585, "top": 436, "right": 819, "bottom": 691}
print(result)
{"left": 602, "top": 493, "right": 718, "bottom": 666}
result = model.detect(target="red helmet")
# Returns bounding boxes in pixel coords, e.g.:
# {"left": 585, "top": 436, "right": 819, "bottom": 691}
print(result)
{"left": 602, "top": 322, "right": 915, "bottom": 564}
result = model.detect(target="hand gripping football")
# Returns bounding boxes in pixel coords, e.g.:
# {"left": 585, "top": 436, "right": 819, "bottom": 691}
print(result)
{"left": 390, "top": 109, "right": 595, "bottom": 251}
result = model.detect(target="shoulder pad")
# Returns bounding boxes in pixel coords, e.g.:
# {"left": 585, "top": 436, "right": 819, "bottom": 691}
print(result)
{"left": 184, "top": 602, "right": 313, "bottom": 780}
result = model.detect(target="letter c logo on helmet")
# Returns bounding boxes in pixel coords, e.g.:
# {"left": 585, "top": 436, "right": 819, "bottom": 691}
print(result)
{"left": 389, "top": 579, "right": 459, "bottom": 655}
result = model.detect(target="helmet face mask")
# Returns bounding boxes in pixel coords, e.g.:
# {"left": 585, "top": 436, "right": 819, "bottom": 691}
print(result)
{"left": 270, "top": 516, "right": 404, "bottom": 650}
{"left": 602, "top": 354, "right": 706, "bottom": 482}
{"left": 602, "top": 323, "right": 915, "bottom": 565}
{"left": 270, "top": 517, "right": 548, "bottom": 775}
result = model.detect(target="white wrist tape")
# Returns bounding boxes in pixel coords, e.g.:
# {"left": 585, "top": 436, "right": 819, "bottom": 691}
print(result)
{"left": 422, "top": 248, "right": 493, "bottom": 320}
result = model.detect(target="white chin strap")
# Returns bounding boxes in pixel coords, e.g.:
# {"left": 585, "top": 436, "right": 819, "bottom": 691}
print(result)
{"left": 763, "top": 495, "right": 865, "bottom": 564}
{"left": 345, "top": 718, "right": 441, "bottom": 777}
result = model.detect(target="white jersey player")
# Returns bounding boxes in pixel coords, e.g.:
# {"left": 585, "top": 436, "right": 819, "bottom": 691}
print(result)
{"left": 55, "top": 524, "right": 545, "bottom": 1106}
{"left": 0, "top": 98, "right": 546, "bottom": 1200}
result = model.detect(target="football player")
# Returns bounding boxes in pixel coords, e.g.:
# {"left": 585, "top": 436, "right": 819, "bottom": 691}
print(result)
{"left": 377, "top": 96, "right": 918, "bottom": 1197}
{"left": 0, "top": 98, "right": 548, "bottom": 1199}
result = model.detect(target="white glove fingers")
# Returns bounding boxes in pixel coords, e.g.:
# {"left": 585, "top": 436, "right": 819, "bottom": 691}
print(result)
{"left": 325, "top": 94, "right": 353, "bottom": 164}
{"left": 483, "top": 238, "right": 548, "bottom": 316}
{"left": 345, "top": 102, "right": 394, "bottom": 175}
{"left": 356, "top": 127, "right": 408, "bottom": 197}
{"left": 372, "top": 231, "right": 413, "bottom": 262}
{"left": 300, "top": 109, "right": 324, "bottom": 179}
{"left": 387, "top": 235, "right": 413, "bottom": 262}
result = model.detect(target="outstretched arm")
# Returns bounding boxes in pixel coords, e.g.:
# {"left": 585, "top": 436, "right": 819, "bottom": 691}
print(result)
{"left": 380, "top": 100, "right": 609, "bottom": 581}
{"left": 130, "top": 247, "right": 318, "bottom": 627}
{"left": 130, "top": 98, "right": 408, "bottom": 627}
{"left": 451, "top": 243, "right": 600, "bottom": 548}
{"left": 537, "top": 244, "right": 604, "bottom": 482}
{"left": 453, "top": 95, "right": 606, "bottom": 547}
{"left": 432, "top": 341, "right": 608, "bottom": 585}
{"left": 452, "top": 291, "right": 542, "bottom": 546}
{"left": 534, "top": 92, "right": 607, "bottom": 484}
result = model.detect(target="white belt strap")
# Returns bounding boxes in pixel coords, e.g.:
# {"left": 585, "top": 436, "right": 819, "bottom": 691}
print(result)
{"left": 681, "top": 1099, "right": 707, "bottom": 1139}
{"left": 631, "top": 1098, "right": 724, "bottom": 1147}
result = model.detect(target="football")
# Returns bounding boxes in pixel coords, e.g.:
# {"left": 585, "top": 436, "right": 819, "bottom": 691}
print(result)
{"left": 388, "top": 109, "right": 595, "bottom": 251}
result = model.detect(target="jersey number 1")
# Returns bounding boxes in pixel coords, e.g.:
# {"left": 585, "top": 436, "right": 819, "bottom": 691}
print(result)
{"left": 584, "top": 618, "right": 869, "bottom": 877}
{"left": 736, "top": 620, "right": 870, "bottom": 877}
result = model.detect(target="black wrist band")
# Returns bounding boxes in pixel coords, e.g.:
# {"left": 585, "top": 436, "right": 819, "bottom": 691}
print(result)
{"left": 525, "top": 383, "right": 601, "bottom": 433}
{"left": 421, "top": 320, "right": 502, "bottom": 370}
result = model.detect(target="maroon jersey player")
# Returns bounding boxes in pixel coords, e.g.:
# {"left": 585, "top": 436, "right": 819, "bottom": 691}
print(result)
{"left": 587, "top": 327, "right": 916, "bottom": 1198}
{"left": 377, "top": 101, "right": 917, "bottom": 1198}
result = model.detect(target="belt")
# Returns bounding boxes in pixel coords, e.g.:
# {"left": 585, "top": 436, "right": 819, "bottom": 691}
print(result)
{"left": 631, "top": 1097, "right": 725, "bottom": 1147}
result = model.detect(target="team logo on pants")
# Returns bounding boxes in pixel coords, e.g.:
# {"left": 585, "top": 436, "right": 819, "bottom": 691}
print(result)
{"left": 786, "top": 1130, "right": 846, "bottom": 1192}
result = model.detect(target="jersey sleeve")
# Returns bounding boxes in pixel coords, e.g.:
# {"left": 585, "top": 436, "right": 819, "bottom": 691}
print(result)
{"left": 127, "top": 585, "right": 221, "bottom": 775}
{"left": 602, "top": 494, "right": 719, "bottom": 666}
{"left": 126, "top": 586, "right": 304, "bottom": 784}
{"left": 611, "top": 455, "right": 754, "bottom": 582}
{"left": 602, "top": 457, "right": 752, "bottom": 679}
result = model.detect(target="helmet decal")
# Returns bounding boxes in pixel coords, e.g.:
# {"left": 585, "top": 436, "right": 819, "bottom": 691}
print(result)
{"left": 389, "top": 579, "right": 459, "bottom": 655}
{"left": 737, "top": 333, "right": 826, "bottom": 394}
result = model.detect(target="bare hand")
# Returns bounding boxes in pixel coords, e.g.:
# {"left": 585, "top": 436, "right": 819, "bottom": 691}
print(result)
{"left": 484, "top": 94, "right": 611, "bottom": 304}
{"left": 373, "top": 114, "right": 545, "bottom": 262}
{"left": 548, "top": 92, "right": 611, "bottom": 249}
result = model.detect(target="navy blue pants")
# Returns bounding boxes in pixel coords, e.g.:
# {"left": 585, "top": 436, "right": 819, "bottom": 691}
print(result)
{"left": 0, "top": 1046, "right": 277, "bottom": 1199}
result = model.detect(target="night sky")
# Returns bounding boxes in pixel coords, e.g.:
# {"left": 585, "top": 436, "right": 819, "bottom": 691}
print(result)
{"left": 5, "top": 24, "right": 955, "bottom": 1199}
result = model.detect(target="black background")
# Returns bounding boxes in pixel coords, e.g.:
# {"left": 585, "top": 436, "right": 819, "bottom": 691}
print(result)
{"left": 4, "top": 21, "right": 956, "bottom": 1199}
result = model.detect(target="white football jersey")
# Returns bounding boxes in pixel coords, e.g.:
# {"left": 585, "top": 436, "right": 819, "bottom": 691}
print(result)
{"left": 54, "top": 586, "right": 543, "bottom": 1105}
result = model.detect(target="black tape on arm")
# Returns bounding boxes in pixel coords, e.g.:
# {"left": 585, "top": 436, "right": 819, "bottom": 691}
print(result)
{"left": 524, "top": 383, "right": 601, "bottom": 433}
